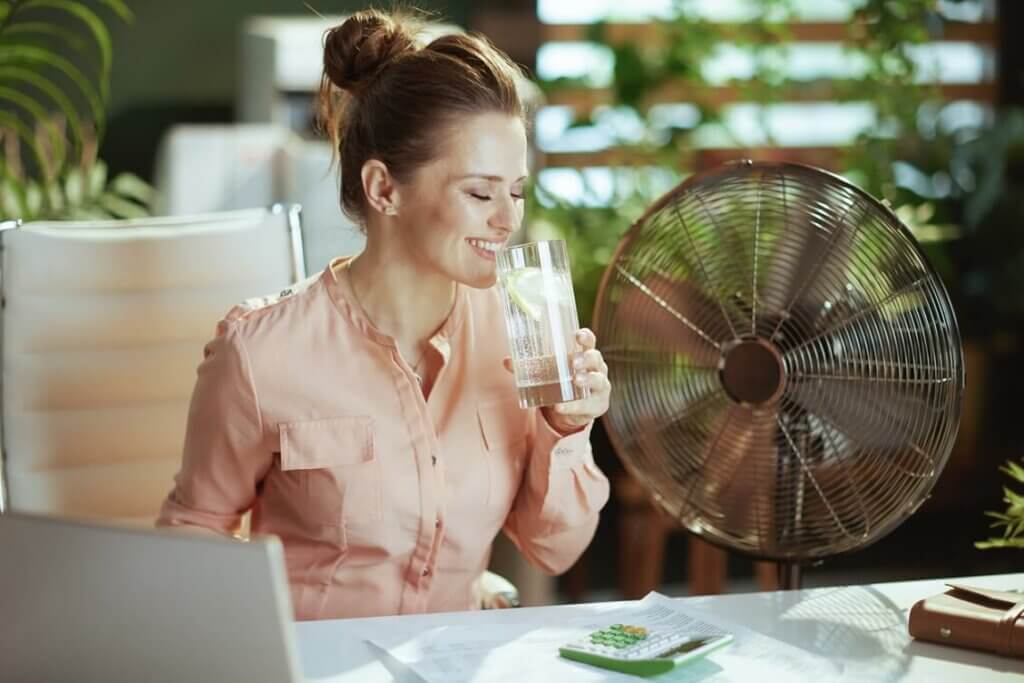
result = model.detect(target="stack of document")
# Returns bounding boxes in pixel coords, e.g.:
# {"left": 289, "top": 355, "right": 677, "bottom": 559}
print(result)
{"left": 364, "top": 592, "right": 840, "bottom": 682}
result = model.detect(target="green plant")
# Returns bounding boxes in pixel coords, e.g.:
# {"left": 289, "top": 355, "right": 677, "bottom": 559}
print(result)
{"left": 528, "top": 0, "right": 969, "bottom": 325}
{"left": 975, "top": 459, "right": 1024, "bottom": 550}
{"left": 0, "top": 0, "right": 152, "bottom": 220}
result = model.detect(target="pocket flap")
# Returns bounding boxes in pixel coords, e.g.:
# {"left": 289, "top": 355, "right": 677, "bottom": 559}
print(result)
{"left": 477, "top": 400, "right": 529, "bottom": 451}
{"left": 279, "top": 416, "right": 374, "bottom": 469}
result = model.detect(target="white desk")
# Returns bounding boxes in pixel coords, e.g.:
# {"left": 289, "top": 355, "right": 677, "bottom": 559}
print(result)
{"left": 295, "top": 573, "right": 1024, "bottom": 682}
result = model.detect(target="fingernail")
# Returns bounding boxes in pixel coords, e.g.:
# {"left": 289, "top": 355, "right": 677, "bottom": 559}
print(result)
{"left": 574, "top": 372, "right": 587, "bottom": 386}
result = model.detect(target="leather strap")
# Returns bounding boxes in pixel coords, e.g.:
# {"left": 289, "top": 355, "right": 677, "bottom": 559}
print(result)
{"left": 997, "top": 600, "right": 1024, "bottom": 656}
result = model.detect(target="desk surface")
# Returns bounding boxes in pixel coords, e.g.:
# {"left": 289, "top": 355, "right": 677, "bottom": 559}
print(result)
{"left": 295, "top": 573, "right": 1024, "bottom": 682}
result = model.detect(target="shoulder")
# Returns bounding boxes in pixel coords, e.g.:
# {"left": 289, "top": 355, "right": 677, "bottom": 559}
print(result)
{"left": 214, "top": 270, "right": 328, "bottom": 341}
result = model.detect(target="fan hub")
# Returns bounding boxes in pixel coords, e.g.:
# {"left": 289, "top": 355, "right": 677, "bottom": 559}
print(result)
{"left": 718, "top": 338, "right": 785, "bottom": 406}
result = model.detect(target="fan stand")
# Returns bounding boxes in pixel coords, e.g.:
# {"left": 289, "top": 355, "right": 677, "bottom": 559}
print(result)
{"left": 719, "top": 337, "right": 805, "bottom": 591}
{"left": 777, "top": 563, "right": 803, "bottom": 591}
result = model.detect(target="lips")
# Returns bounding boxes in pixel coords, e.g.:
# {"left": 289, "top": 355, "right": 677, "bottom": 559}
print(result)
{"left": 467, "top": 237, "right": 504, "bottom": 261}
{"left": 466, "top": 238, "right": 502, "bottom": 253}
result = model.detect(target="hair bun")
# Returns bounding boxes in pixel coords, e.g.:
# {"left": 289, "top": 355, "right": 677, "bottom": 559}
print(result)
{"left": 323, "top": 10, "right": 416, "bottom": 95}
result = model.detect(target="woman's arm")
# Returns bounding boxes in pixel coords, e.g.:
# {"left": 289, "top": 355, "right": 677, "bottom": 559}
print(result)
{"left": 500, "top": 329, "right": 612, "bottom": 574}
{"left": 157, "top": 321, "right": 271, "bottom": 535}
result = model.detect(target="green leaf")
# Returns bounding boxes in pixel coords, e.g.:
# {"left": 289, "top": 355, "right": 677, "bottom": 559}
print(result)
{"left": 22, "top": 1, "right": 113, "bottom": 91}
{"left": 99, "top": 191, "right": 147, "bottom": 219}
{"left": 96, "top": 0, "right": 133, "bottom": 22}
{"left": 1002, "top": 460, "right": 1024, "bottom": 484}
{"left": 43, "top": 179, "right": 64, "bottom": 214}
{"left": 1002, "top": 486, "right": 1024, "bottom": 508}
{"left": 0, "top": 85, "right": 65, "bottom": 168}
{"left": 0, "top": 110, "right": 48, "bottom": 174}
{"left": 5, "top": 22, "right": 93, "bottom": 55}
{"left": 0, "top": 64, "right": 86, "bottom": 156}
{"left": 24, "top": 177, "right": 42, "bottom": 216}
{"left": 0, "top": 175, "right": 26, "bottom": 219}
{"left": 87, "top": 159, "right": 106, "bottom": 199}
{"left": 67, "top": 205, "right": 112, "bottom": 220}
{"left": 108, "top": 172, "right": 154, "bottom": 206}
{"left": 0, "top": 45, "right": 105, "bottom": 134}
{"left": 64, "top": 165, "right": 83, "bottom": 206}
{"left": 976, "top": 538, "right": 1024, "bottom": 550}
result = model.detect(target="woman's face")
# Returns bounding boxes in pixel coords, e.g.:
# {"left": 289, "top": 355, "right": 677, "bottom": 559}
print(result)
{"left": 396, "top": 112, "right": 528, "bottom": 289}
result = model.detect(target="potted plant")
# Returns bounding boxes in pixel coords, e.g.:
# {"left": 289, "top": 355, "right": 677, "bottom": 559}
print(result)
{"left": 0, "top": 0, "right": 152, "bottom": 220}
{"left": 976, "top": 459, "right": 1024, "bottom": 550}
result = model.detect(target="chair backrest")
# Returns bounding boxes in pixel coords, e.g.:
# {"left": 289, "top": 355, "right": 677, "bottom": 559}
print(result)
{"left": 0, "top": 206, "right": 305, "bottom": 524}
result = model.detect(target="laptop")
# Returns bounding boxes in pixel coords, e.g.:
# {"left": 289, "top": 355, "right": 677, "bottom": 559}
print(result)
{"left": 0, "top": 513, "right": 304, "bottom": 683}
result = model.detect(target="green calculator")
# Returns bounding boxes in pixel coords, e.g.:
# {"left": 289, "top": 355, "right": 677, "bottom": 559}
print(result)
{"left": 559, "top": 622, "right": 734, "bottom": 677}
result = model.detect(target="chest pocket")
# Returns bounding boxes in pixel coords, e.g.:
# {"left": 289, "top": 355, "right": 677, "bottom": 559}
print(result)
{"left": 477, "top": 399, "right": 530, "bottom": 513}
{"left": 279, "top": 416, "right": 382, "bottom": 529}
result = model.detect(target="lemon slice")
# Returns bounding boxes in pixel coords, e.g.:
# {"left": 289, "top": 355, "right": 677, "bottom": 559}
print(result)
{"left": 505, "top": 267, "right": 567, "bottom": 321}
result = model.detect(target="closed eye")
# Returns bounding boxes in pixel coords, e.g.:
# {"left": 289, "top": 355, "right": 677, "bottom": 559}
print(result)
{"left": 468, "top": 191, "right": 524, "bottom": 201}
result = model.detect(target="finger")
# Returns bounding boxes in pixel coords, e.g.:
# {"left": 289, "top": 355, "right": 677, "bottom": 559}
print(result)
{"left": 485, "top": 594, "right": 512, "bottom": 610}
{"left": 581, "top": 374, "right": 610, "bottom": 395}
{"left": 573, "top": 349, "right": 604, "bottom": 372}
{"left": 502, "top": 357, "right": 513, "bottom": 374}
{"left": 575, "top": 328, "right": 597, "bottom": 350}
{"left": 574, "top": 369, "right": 610, "bottom": 392}
{"left": 553, "top": 394, "right": 607, "bottom": 417}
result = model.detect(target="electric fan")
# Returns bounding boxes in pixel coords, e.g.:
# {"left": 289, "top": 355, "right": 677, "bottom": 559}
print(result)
{"left": 593, "top": 160, "right": 964, "bottom": 588}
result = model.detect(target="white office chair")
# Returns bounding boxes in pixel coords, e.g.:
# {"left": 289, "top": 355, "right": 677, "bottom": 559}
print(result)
{"left": 0, "top": 203, "right": 519, "bottom": 609}
{"left": 0, "top": 206, "right": 305, "bottom": 524}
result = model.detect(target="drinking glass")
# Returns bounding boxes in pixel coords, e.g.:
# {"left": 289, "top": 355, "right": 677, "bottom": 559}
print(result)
{"left": 496, "top": 240, "right": 589, "bottom": 409}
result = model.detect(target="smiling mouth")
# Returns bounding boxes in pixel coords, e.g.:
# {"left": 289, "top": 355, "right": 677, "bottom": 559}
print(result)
{"left": 467, "top": 238, "right": 502, "bottom": 260}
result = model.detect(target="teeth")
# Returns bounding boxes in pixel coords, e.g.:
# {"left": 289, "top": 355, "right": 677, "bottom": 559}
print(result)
{"left": 468, "top": 239, "right": 500, "bottom": 253}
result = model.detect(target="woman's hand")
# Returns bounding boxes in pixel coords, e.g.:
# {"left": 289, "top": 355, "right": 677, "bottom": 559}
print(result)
{"left": 504, "top": 328, "right": 611, "bottom": 436}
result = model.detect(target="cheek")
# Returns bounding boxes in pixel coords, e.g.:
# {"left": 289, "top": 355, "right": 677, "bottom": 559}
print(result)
{"left": 445, "top": 198, "right": 487, "bottom": 233}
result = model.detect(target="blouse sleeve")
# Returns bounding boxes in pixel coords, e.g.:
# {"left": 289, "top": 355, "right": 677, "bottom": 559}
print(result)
{"left": 501, "top": 412, "right": 610, "bottom": 575}
{"left": 156, "top": 319, "right": 270, "bottom": 535}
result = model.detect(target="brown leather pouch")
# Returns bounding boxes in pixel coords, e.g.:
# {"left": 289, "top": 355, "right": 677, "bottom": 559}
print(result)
{"left": 908, "top": 583, "right": 1024, "bottom": 658}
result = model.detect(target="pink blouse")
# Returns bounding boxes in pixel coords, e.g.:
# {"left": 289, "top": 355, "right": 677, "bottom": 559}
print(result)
{"left": 157, "top": 258, "right": 610, "bottom": 620}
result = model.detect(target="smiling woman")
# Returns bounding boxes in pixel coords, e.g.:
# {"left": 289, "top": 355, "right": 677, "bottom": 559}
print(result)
{"left": 155, "top": 8, "right": 612, "bottom": 621}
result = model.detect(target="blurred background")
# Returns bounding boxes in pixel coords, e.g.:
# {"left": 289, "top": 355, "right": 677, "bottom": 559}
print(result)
{"left": 1, "top": 0, "right": 1021, "bottom": 604}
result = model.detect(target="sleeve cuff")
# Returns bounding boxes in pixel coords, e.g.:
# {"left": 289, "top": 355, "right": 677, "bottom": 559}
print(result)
{"left": 534, "top": 416, "right": 595, "bottom": 471}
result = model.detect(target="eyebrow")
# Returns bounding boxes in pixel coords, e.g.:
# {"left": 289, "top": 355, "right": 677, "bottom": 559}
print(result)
{"left": 453, "top": 174, "right": 528, "bottom": 183}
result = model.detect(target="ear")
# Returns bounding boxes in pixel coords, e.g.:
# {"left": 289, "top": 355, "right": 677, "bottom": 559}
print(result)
{"left": 361, "top": 159, "right": 401, "bottom": 217}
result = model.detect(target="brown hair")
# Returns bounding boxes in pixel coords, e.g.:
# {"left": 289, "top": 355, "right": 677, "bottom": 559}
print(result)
{"left": 317, "top": 9, "right": 526, "bottom": 224}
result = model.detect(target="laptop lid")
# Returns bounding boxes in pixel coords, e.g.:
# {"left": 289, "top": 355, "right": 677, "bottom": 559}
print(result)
{"left": 0, "top": 513, "right": 302, "bottom": 683}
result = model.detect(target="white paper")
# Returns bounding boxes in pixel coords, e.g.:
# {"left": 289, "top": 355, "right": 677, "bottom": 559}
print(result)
{"left": 365, "top": 592, "right": 841, "bottom": 682}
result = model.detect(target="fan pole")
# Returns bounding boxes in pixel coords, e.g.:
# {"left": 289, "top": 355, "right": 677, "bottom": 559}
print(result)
{"left": 777, "top": 562, "right": 803, "bottom": 590}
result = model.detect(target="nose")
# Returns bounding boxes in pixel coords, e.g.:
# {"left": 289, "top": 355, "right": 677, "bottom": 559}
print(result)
{"left": 489, "top": 194, "right": 521, "bottom": 234}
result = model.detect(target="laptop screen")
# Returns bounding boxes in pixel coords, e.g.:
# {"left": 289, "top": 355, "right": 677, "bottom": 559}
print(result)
{"left": 0, "top": 513, "right": 302, "bottom": 683}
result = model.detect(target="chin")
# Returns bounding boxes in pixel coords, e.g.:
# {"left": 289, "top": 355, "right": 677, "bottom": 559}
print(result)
{"left": 461, "top": 269, "right": 498, "bottom": 290}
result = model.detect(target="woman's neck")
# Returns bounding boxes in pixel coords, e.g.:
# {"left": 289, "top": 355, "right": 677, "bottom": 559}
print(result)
{"left": 345, "top": 237, "right": 456, "bottom": 345}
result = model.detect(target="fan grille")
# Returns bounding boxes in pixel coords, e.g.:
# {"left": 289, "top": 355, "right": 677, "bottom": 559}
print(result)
{"left": 594, "top": 162, "right": 963, "bottom": 561}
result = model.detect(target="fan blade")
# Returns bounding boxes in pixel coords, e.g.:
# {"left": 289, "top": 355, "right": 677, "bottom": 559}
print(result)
{"left": 783, "top": 304, "right": 954, "bottom": 461}
{"left": 607, "top": 267, "right": 726, "bottom": 366}
{"left": 688, "top": 403, "right": 778, "bottom": 548}
{"left": 758, "top": 181, "right": 862, "bottom": 326}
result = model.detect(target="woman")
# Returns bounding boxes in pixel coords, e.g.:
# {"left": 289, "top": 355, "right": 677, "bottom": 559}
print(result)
{"left": 157, "top": 9, "right": 611, "bottom": 621}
